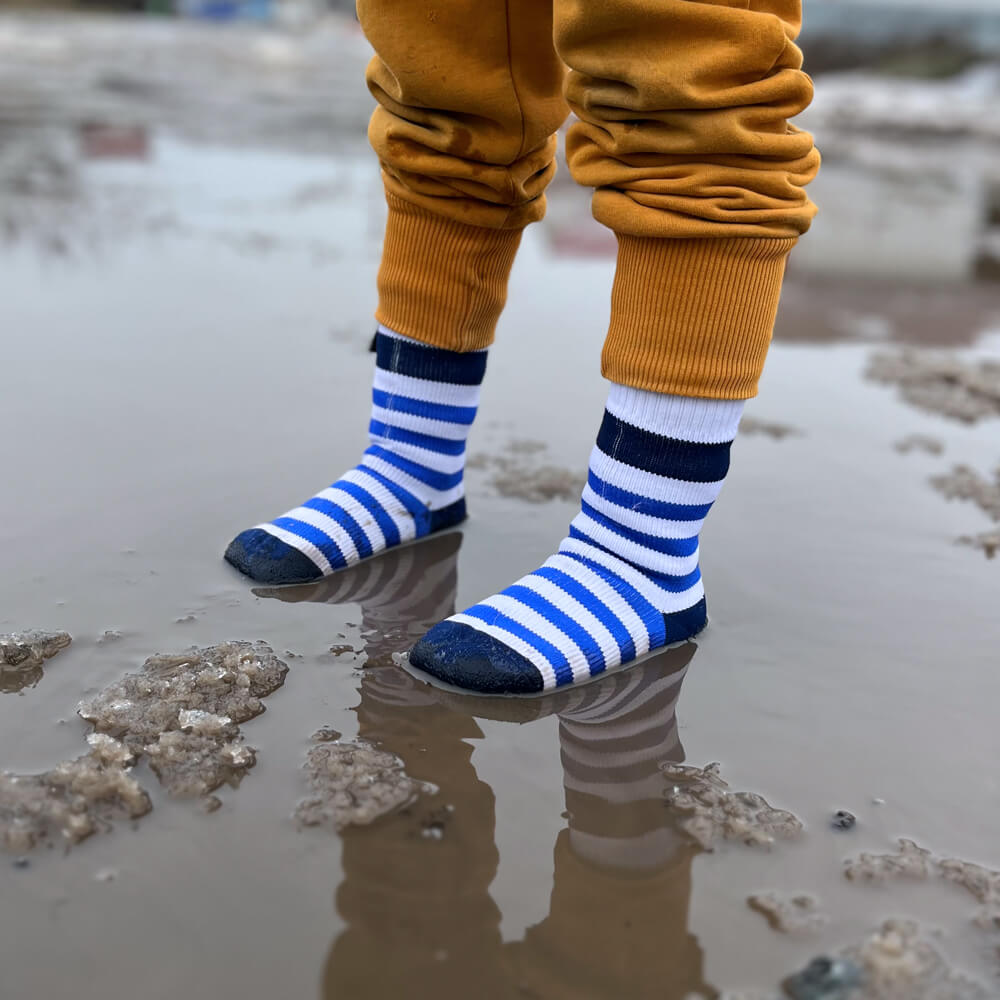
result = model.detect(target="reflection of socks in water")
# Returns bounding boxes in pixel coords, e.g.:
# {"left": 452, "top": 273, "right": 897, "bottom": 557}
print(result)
{"left": 558, "top": 657, "right": 688, "bottom": 871}
{"left": 256, "top": 532, "right": 463, "bottom": 704}
{"left": 225, "top": 326, "right": 485, "bottom": 584}
{"left": 411, "top": 384, "right": 743, "bottom": 694}
{"left": 508, "top": 652, "right": 714, "bottom": 1000}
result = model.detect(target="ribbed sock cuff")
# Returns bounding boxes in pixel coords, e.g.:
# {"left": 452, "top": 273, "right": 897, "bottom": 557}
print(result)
{"left": 375, "top": 192, "right": 523, "bottom": 353}
{"left": 602, "top": 236, "right": 796, "bottom": 400}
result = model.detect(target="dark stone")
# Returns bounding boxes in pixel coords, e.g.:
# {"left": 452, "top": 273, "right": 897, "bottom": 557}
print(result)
{"left": 783, "top": 956, "right": 864, "bottom": 999}
{"left": 832, "top": 810, "right": 857, "bottom": 831}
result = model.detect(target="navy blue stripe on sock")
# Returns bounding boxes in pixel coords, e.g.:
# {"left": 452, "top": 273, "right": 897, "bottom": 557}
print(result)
{"left": 587, "top": 470, "right": 712, "bottom": 521}
{"left": 328, "top": 481, "right": 401, "bottom": 548}
{"left": 365, "top": 446, "right": 463, "bottom": 492}
{"left": 503, "top": 585, "right": 606, "bottom": 676}
{"left": 533, "top": 566, "right": 635, "bottom": 662}
{"left": 369, "top": 420, "right": 467, "bottom": 456}
{"left": 579, "top": 498, "right": 699, "bottom": 558}
{"left": 272, "top": 517, "right": 347, "bottom": 570}
{"left": 568, "top": 526, "right": 702, "bottom": 594}
{"left": 558, "top": 548, "right": 668, "bottom": 649}
{"left": 596, "top": 411, "right": 731, "bottom": 483}
{"left": 375, "top": 333, "right": 487, "bottom": 386}
{"left": 371, "top": 389, "right": 477, "bottom": 426}
{"left": 302, "top": 497, "right": 373, "bottom": 560}
{"left": 462, "top": 605, "right": 574, "bottom": 687}
{"left": 353, "top": 464, "right": 428, "bottom": 521}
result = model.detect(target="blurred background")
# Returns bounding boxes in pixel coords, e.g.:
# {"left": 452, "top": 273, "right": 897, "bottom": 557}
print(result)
{"left": 1, "top": 0, "right": 998, "bottom": 344}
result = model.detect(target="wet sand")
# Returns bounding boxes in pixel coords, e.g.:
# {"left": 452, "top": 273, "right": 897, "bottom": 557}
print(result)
{"left": 2, "top": 13, "right": 1000, "bottom": 999}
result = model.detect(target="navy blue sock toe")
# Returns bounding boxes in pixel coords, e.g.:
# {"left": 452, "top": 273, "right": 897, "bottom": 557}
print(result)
{"left": 224, "top": 529, "right": 323, "bottom": 585}
{"left": 410, "top": 621, "right": 544, "bottom": 695}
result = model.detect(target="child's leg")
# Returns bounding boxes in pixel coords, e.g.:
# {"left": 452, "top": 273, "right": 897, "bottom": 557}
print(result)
{"left": 225, "top": 1, "right": 567, "bottom": 584}
{"left": 411, "top": 0, "right": 821, "bottom": 693}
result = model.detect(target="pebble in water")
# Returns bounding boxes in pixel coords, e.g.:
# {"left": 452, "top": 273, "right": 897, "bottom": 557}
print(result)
{"left": 831, "top": 810, "right": 857, "bottom": 831}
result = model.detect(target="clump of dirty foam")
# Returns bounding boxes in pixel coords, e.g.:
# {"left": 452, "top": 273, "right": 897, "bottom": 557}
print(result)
{"left": 866, "top": 350, "right": 1000, "bottom": 423}
{"left": 661, "top": 762, "right": 803, "bottom": 850}
{"left": 930, "top": 465, "right": 1000, "bottom": 559}
{"left": 1, "top": 629, "right": 71, "bottom": 693}
{"left": 467, "top": 440, "right": 583, "bottom": 503}
{"left": 0, "top": 734, "right": 150, "bottom": 851}
{"left": 77, "top": 641, "right": 287, "bottom": 797}
{"left": 295, "top": 731, "right": 435, "bottom": 832}
{"left": 841, "top": 919, "right": 990, "bottom": 1000}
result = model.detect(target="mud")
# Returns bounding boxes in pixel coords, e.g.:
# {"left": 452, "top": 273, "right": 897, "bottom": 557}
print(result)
{"left": 661, "top": 761, "right": 803, "bottom": 851}
{"left": 295, "top": 734, "right": 434, "bottom": 833}
{"left": 0, "top": 734, "right": 149, "bottom": 851}
{"left": 0, "top": 629, "right": 71, "bottom": 693}
{"left": 866, "top": 351, "right": 1000, "bottom": 423}
{"left": 77, "top": 641, "right": 287, "bottom": 797}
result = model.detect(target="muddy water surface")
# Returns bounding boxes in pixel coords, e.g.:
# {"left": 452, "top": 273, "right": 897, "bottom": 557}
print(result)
{"left": 2, "top": 14, "right": 1000, "bottom": 1000}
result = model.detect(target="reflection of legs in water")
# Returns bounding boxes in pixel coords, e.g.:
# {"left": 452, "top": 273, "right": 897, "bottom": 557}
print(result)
{"left": 507, "top": 647, "right": 718, "bottom": 1000}
{"left": 269, "top": 534, "right": 716, "bottom": 998}
{"left": 275, "top": 533, "right": 507, "bottom": 1000}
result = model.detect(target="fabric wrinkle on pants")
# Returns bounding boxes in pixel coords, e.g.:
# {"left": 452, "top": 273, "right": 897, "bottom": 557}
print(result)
{"left": 357, "top": 0, "right": 821, "bottom": 399}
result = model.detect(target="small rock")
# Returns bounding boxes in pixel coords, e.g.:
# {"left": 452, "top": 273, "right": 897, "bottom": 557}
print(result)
{"left": 831, "top": 810, "right": 857, "bottom": 831}
{"left": 93, "top": 867, "right": 118, "bottom": 882}
{"left": 783, "top": 956, "right": 864, "bottom": 999}
{"left": 12, "top": 856, "right": 30, "bottom": 870}
{"left": 200, "top": 795, "right": 222, "bottom": 814}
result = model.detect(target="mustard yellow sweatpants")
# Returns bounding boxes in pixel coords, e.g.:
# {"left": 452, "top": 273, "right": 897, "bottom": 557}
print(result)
{"left": 357, "top": 0, "right": 820, "bottom": 399}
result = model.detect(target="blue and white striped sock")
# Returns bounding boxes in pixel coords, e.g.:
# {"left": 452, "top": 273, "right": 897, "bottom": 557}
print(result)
{"left": 409, "top": 384, "right": 744, "bottom": 695}
{"left": 224, "top": 326, "right": 485, "bottom": 584}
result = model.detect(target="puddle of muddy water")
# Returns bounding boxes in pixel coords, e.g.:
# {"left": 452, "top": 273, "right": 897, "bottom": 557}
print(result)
{"left": 3, "top": 14, "right": 1000, "bottom": 1000}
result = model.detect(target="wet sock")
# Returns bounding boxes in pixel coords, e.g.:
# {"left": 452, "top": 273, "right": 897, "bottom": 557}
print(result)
{"left": 224, "top": 326, "right": 486, "bottom": 584}
{"left": 410, "top": 384, "right": 744, "bottom": 694}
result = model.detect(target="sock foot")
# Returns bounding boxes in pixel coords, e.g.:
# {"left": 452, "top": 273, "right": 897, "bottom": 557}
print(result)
{"left": 222, "top": 326, "right": 484, "bottom": 585}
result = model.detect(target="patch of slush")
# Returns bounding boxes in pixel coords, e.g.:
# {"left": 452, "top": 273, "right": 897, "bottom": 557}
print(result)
{"left": 660, "top": 761, "right": 803, "bottom": 850}
{"left": 467, "top": 440, "right": 584, "bottom": 503}
{"left": 894, "top": 434, "right": 945, "bottom": 455}
{"left": 930, "top": 465, "right": 1000, "bottom": 522}
{"left": 740, "top": 417, "right": 802, "bottom": 439}
{"left": 747, "top": 892, "right": 827, "bottom": 934}
{"left": 0, "top": 629, "right": 71, "bottom": 693}
{"left": 77, "top": 641, "right": 287, "bottom": 797}
{"left": 958, "top": 530, "right": 999, "bottom": 558}
{"left": 866, "top": 350, "right": 1000, "bottom": 423}
{"left": 846, "top": 838, "right": 1000, "bottom": 933}
{"left": 295, "top": 732, "right": 435, "bottom": 833}
{"left": 0, "top": 734, "right": 150, "bottom": 851}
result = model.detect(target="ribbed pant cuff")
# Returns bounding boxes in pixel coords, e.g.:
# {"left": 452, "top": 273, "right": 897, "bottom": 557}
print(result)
{"left": 602, "top": 236, "right": 797, "bottom": 400}
{"left": 375, "top": 193, "right": 523, "bottom": 353}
